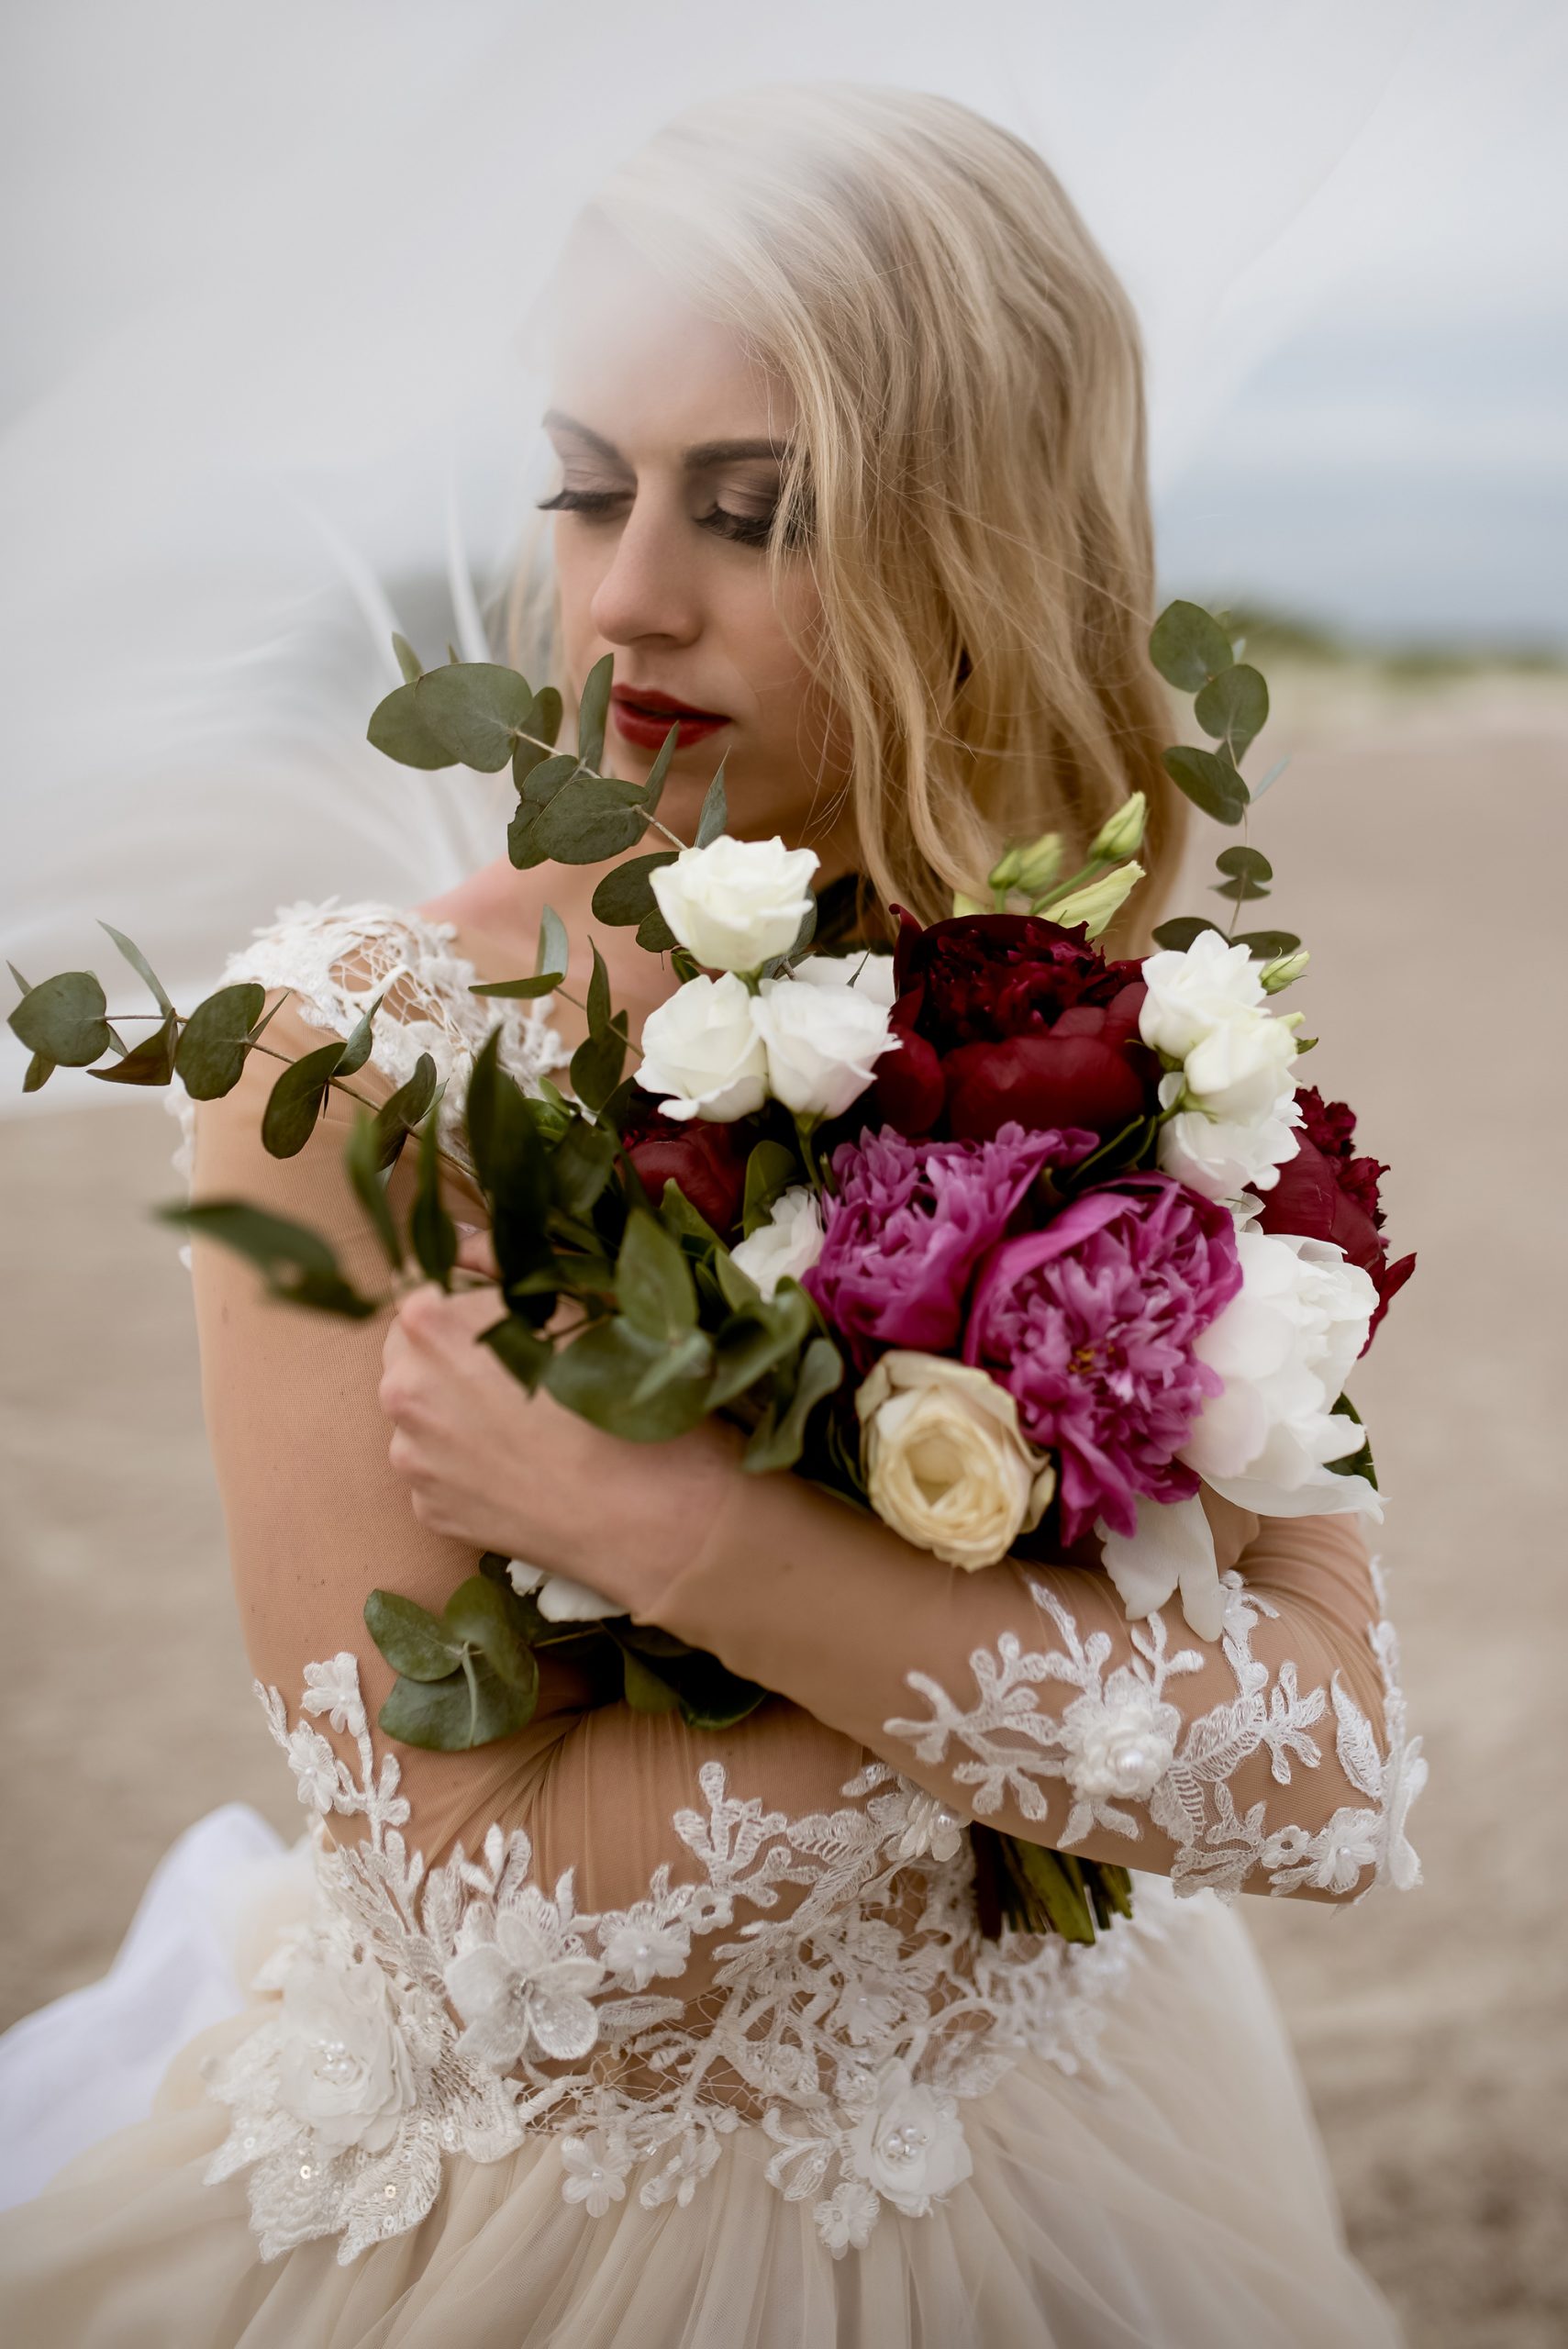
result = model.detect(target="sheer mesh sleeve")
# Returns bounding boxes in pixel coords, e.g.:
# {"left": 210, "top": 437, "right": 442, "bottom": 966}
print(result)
{"left": 641, "top": 1472, "right": 1425, "bottom": 1907}
{"left": 186, "top": 906, "right": 877, "bottom": 1940}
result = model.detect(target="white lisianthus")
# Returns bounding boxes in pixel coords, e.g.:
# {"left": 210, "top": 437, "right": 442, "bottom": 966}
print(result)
{"left": 751, "top": 963, "right": 897, "bottom": 1119}
{"left": 857, "top": 1352, "right": 1055, "bottom": 1572}
{"left": 638, "top": 971, "right": 768, "bottom": 1122}
{"left": 1139, "top": 927, "right": 1273, "bottom": 1058}
{"left": 650, "top": 835, "right": 817, "bottom": 974}
{"left": 507, "top": 1559, "right": 628, "bottom": 1622}
{"left": 729, "top": 1185, "right": 825, "bottom": 1297}
{"left": 1160, "top": 1095, "right": 1303, "bottom": 1201}
{"left": 1141, "top": 929, "right": 1301, "bottom": 1199}
{"left": 1182, "top": 1228, "right": 1382, "bottom": 1520}
{"left": 847, "top": 2060, "right": 973, "bottom": 2212}
{"left": 275, "top": 1948, "right": 417, "bottom": 2153}
{"left": 799, "top": 949, "right": 898, "bottom": 1009}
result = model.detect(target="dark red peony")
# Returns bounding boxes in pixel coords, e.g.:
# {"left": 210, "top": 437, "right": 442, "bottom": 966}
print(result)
{"left": 1257, "top": 1084, "right": 1415, "bottom": 1349}
{"left": 872, "top": 911, "right": 1161, "bottom": 1143}
{"left": 617, "top": 1089, "right": 753, "bottom": 1238}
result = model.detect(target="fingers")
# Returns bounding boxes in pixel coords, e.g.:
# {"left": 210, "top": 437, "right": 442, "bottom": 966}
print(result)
{"left": 455, "top": 1227, "right": 502, "bottom": 1280}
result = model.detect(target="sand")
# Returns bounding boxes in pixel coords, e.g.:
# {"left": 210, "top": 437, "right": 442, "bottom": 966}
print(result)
{"left": 2, "top": 675, "right": 1565, "bottom": 2344}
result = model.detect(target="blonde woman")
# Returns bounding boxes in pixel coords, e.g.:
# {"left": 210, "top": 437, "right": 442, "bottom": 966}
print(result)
{"left": 0, "top": 85, "right": 1415, "bottom": 2346}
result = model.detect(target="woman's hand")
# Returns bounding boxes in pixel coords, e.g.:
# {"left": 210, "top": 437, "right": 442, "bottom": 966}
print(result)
{"left": 378, "top": 1284, "right": 743, "bottom": 1616}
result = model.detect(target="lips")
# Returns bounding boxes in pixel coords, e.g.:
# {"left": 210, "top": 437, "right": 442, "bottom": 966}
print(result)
{"left": 609, "top": 685, "right": 731, "bottom": 752}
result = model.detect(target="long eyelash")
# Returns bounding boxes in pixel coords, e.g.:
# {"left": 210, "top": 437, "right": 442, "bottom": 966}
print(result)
{"left": 536, "top": 484, "right": 803, "bottom": 552}
{"left": 697, "top": 505, "right": 775, "bottom": 550}
{"left": 536, "top": 487, "right": 626, "bottom": 516}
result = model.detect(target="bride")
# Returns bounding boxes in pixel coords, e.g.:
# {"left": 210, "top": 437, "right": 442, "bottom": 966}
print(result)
{"left": 0, "top": 83, "right": 1418, "bottom": 2347}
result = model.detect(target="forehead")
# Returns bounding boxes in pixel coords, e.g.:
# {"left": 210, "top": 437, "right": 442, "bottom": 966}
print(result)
{"left": 548, "top": 217, "right": 795, "bottom": 456}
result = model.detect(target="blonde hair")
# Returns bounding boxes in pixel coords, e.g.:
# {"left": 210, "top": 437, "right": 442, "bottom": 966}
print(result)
{"left": 512, "top": 83, "right": 1184, "bottom": 942}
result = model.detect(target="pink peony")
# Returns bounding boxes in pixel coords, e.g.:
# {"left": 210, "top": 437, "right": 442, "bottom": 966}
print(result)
{"left": 964, "top": 1174, "right": 1242, "bottom": 1543}
{"left": 806, "top": 1122, "right": 1095, "bottom": 1369}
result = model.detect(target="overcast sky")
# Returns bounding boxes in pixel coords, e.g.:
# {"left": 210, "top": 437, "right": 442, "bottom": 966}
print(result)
{"left": 3, "top": 0, "right": 1563, "bottom": 647}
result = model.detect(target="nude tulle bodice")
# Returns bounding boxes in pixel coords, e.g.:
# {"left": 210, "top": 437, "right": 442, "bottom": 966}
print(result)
{"left": 177, "top": 902, "right": 1423, "bottom": 2266}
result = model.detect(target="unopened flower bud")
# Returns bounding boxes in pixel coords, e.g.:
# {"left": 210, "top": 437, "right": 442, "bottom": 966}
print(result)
{"left": 1087, "top": 793, "right": 1147, "bottom": 864}
{"left": 1012, "top": 830, "right": 1064, "bottom": 896}
{"left": 987, "top": 844, "right": 1025, "bottom": 893}
{"left": 1048, "top": 862, "right": 1145, "bottom": 940}
{"left": 951, "top": 889, "right": 987, "bottom": 918}
{"left": 1260, "top": 948, "right": 1309, "bottom": 993}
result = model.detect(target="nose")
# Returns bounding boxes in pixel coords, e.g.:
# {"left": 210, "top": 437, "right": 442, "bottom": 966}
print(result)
{"left": 587, "top": 487, "right": 703, "bottom": 651}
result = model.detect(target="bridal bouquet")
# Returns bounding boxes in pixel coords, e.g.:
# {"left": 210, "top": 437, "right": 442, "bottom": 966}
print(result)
{"left": 7, "top": 602, "right": 1413, "bottom": 1942}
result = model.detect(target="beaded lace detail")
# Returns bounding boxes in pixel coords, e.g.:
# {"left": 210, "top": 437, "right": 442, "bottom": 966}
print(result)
{"left": 885, "top": 1562, "right": 1424, "bottom": 1904}
{"left": 206, "top": 1656, "right": 1166, "bottom": 2265}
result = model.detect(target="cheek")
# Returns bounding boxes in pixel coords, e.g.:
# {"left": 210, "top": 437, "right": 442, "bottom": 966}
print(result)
{"left": 740, "top": 573, "right": 851, "bottom": 780}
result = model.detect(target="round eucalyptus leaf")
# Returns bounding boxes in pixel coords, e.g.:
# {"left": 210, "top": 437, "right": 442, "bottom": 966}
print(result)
{"left": 1149, "top": 601, "right": 1235, "bottom": 693}
{"left": 364, "top": 1588, "right": 462, "bottom": 1681}
{"left": 1161, "top": 745, "right": 1249, "bottom": 826}
{"left": 1150, "top": 917, "right": 1225, "bottom": 952}
{"left": 1194, "top": 662, "right": 1269, "bottom": 762}
{"left": 367, "top": 680, "right": 456, "bottom": 770}
{"left": 261, "top": 1039, "right": 344, "bottom": 1158}
{"left": 415, "top": 662, "right": 536, "bottom": 773}
{"left": 89, "top": 1012, "right": 178, "bottom": 1086}
{"left": 174, "top": 981, "right": 266, "bottom": 1099}
{"left": 591, "top": 850, "right": 679, "bottom": 928}
{"left": 8, "top": 969, "right": 113, "bottom": 1065}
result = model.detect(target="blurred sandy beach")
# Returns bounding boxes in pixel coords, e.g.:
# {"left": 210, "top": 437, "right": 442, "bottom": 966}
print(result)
{"left": 2, "top": 665, "right": 1566, "bottom": 2345}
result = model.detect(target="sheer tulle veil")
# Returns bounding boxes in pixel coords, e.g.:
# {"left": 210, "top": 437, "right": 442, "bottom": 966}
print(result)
{"left": 1, "top": 0, "right": 1465, "bottom": 1083}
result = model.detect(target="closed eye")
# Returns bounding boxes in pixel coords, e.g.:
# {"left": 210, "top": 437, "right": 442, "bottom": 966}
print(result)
{"left": 536, "top": 484, "right": 781, "bottom": 551}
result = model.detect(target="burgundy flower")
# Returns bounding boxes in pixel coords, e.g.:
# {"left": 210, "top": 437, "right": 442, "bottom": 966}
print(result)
{"left": 806, "top": 1121, "right": 1095, "bottom": 1369}
{"left": 1256, "top": 1085, "right": 1415, "bottom": 1349}
{"left": 871, "top": 912, "right": 1161, "bottom": 1142}
{"left": 617, "top": 1087, "right": 753, "bottom": 1238}
{"left": 964, "top": 1174, "right": 1242, "bottom": 1543}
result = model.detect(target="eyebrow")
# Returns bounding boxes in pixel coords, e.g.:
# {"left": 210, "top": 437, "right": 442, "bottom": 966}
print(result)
{"left": 542, "top": 409, "right": 790, "bottom": 469}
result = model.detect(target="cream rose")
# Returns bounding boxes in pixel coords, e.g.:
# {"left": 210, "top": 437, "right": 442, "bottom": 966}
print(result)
{"left": 856, "top": 1352, "right": 1055, "bottom": 1571}
{"left": 650, "top": 835, "right": 817, "bottom": 974}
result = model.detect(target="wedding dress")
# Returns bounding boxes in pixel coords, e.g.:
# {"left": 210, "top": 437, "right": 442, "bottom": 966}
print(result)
{"left": 0, "top": 900, "right": 1422, "bottom": 2347}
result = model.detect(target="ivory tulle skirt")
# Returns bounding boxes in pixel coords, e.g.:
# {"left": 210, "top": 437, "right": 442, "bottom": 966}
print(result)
{"left": 0, "top": 1809, "right": 1402, "bottom": 2348}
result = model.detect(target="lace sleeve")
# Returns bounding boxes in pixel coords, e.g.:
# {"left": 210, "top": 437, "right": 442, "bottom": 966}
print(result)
{"left": 642, "top": 1477, "right": 1426, "bottom": 1909}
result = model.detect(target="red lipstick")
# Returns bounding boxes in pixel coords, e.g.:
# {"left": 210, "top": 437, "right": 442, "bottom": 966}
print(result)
{"left": 610, "top": 685, "right": 731, "bottom": 752}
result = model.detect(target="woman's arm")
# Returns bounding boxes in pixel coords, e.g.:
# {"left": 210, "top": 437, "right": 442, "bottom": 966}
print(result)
{"left": 383, "top": 1284, "right": 1424, "bottom": 1908}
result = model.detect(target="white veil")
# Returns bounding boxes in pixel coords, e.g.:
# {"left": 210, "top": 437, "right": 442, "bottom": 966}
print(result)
{"left": 0, "top": 0, "right": 1518, "bottom": 1096}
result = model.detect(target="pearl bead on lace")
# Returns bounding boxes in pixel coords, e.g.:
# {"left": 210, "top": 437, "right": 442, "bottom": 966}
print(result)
{"left": 881, "top": 2122, "right": 929, "bottom": 2166}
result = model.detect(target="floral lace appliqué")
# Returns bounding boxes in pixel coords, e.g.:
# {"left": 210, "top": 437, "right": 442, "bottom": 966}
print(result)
{"left": 884, "top": 1563, "right": 1425, "bottom": 1903}
{"left": 206, "top": 1656, "right": 1164, "bottom": 2265}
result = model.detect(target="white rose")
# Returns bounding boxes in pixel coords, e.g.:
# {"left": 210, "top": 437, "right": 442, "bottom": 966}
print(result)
{"left": 751, "top": 966, "right": 896, "bottom": 1119}
{"left": 847, "top": 2060, "right": 973, "bottom": 2211}
{"left": 1159, "top": 1096, "right": 1302, "bottom": 1201}
{"left": 650, "top": 835, "right": 817, "bottom": 974}
{"left": 857, "top": 1352, "right": 1055, "bottom": 1571}
{"left": 1182, "top": 1228, "right": 1383, "bottom": 1520}
{"left": 638, "top": 971, "right": 768, "bottom": 1122}
{"left": 507, "top": 1558, "right": 628, "bottom": 1622}
{"left": 1139, "top": 928, "right": 1270, "bottom": 1060}
{"left": 275, "top": 1947, "right": 417, "bottom": 2153}
{"left": 798, "top": 949, "right": 898, "bottom": 1008}
{"left": 729, "top": 1185, "right": 825, "bottom": 1297}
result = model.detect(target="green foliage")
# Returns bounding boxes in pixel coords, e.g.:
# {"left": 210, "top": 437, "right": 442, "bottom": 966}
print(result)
{"left": 366, "top": 1576, "right": 539, "bottom": 1750}
{"left": 174, "top": 981, "right": 267, "bottom": 1099}
{"left": 592, "top": 851, "right": 679, "bottom": 928}
{"left": 413, "top": 662, "right": 536, "bottom": 773}
{"left": 741, "top": 1140, "right": 800, "bottom": 1237}
{"left": 575, "top": 651, "right": 614, "bottom": 771}
{"left": 1149, "top": 600, "right": 1235, "bottom": 693}
{"left": 743, "top": 1334, "right": 843, "bottom": 1474}
{"left": 99, "top": 923, "right": 174, "bottom": 1017}
{"left": 161, "top": 1199, "right": 381, "bottom": 1317}
{"left": 1151, "top": 916, "right": 1224, "bottom": 952}
{"left": 1161, "top": 744, "right": 1249, "bottom": 826}
{"left": 345, "top": 1108, "right": 404, "bottom": 1269}
{"left": 7, "top": 970, "right": 115, "bottom": 1066}
{"left": 1211, "top": 845, "right": 1273, "bottom": 906}
{"left": 90, "top": 1012, "right": 177, "bottom": 1086}
{"left": 409, "top": 1108, "right": 458, "bottom": 1287}
{"left": 260, "top": 1037, "right": 349, "bottom": 1157}
{"left": 371, "top": 1052, "right": 439, "bottom": 1170}
{"left": 1194, "top": 662, "right": 1269, "bottom": 763}
{"left": 366, "top": 679, "right": 454, "bottom": 770}
{"left": 695, "top": 762, "right": 728, "bottom": 848}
